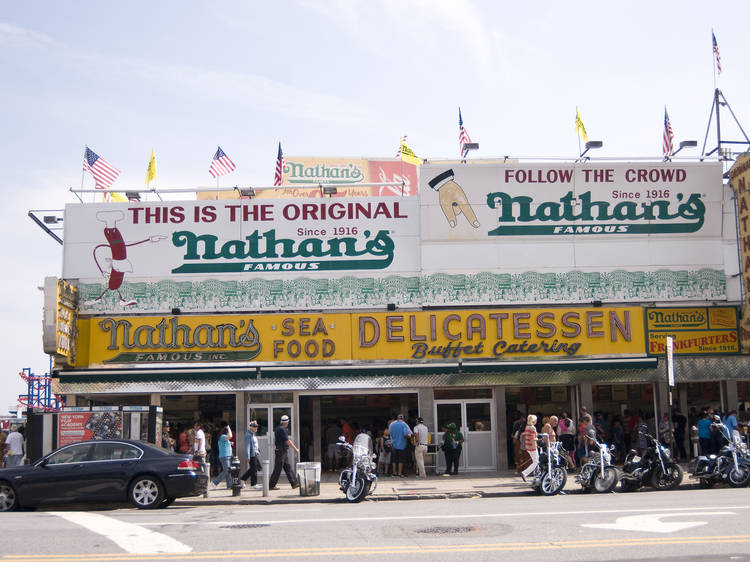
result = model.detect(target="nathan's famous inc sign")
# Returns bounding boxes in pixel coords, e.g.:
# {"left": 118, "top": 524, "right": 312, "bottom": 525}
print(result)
{"left": 645, "top": 306, "right": 739, "bottom": 355}
{"left": 62, "top": 197, "right": 420, "bottom": 289}
{"left": 73, "top": 307, "right": 644, "bottom": 368}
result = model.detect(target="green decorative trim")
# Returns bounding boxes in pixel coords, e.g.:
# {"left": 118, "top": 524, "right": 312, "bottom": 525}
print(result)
{"left": 79, "top": 268, "right": 726, "bottom": 314}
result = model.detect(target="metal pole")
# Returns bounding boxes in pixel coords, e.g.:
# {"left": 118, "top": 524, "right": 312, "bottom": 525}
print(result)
{"left": 652, "top": 383, "right": 659, "bottom": 437}
{"left": 715, "top": 88, "right": 723, "bottom": 159}
{"left": 262, "top": 459, "right": 270, "bottom": 497}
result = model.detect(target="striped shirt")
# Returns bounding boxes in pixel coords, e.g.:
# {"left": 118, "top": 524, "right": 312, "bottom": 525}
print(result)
{"left": 521, "top": 426, "right": 538, "bottom": 452}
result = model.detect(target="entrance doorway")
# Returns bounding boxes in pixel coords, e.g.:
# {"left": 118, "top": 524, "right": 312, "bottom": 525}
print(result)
{"left": 299, "top": 392, "right": 418, "bottom": 468}
{"left": 247, "top": 403, "right": 294, "bottom": 468}
{"left": 434, "top": 399, "right": 495, "bottom": 472}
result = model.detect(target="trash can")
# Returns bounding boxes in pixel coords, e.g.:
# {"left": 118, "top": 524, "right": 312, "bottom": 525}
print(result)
{"left": 296, "top": 462, "right": 321, "bottom": 496}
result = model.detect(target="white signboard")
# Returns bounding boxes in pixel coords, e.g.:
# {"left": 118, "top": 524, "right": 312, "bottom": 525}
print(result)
{"left": 418, "top": 162, "right": 728, "bottom": 306}
{"left": 63, "top": 198, "right": 420, "bottom": 314}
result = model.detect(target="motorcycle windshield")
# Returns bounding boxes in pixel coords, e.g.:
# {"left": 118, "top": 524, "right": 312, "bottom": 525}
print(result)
{"left": 353, "top": 433, "right": 373, "bottom": 458}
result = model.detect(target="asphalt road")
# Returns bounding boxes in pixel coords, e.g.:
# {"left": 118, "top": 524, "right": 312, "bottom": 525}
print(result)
{"left": 3, "top": 487, "right": 750, "bottom": 561}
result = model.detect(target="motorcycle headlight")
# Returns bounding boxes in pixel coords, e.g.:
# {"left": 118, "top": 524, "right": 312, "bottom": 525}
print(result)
{"left": 662, "top": 448, "right": 672, "bottom": 460}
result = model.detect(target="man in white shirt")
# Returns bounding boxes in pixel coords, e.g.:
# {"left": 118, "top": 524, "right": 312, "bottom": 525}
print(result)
{"left": 193, "top": 421, "right": 207, "bottom": 471}
{"left": 413, "top": 417, "right": 429, "bottom": 478}
{"left": 5, "top": 426, "right": 24, "bottom": 467}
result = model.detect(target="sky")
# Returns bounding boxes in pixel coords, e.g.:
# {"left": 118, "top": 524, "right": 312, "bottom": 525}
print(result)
{"left": 1, "top": 1, "right": 749, "bottom": 412}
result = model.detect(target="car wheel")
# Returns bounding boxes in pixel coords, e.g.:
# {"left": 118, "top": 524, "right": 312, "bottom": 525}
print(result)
{"left": 129, "top": 476, "right": 165, "bottom": 509}
{"left": 0, "top": 482, "right": 17, "bottom": 512}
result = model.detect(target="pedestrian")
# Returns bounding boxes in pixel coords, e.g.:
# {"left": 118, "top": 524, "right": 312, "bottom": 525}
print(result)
{"left": 193, "top": 421, "right": 207, "bottom": 472}
{"left": 697, "top": 411, "right": 713, "bottom": 455}
{"left": 389, "top": 414, "right": 412, "bottom": 477}
{"left": 161, "top": 421, "right": 175, "bottom": 452}
{"left": 4, "top": 426, "right": 24, "bottom": 468}
{"left": 635, "top": 418, "right": 649, "bottom": 457}
{"left": 241, "top": 420, "right": 262, "bottom": 489}
{"left": 671, "top": 408, "right": 688, "bottom": 460}
{"left": 557, "top": 411, "right": 576, "bottom": 468}
{"left": 177, "top": 424, "right": 191, "bottom": 454}
{"left": 442, "top": 422, "right": 464, "bottom": 476}
{"left": 658, "top": 413, "right": 675, "bottom": 453}
{"left": 211, "top": 425, "right": 233, "bottom": 489}
{"left": 541, "top": 416, "right": 557, "bottom": 443}
{"left": 376, "top": 427, "right": 392, "bottom": 475}
{"left": 511, "top": 412, "right": 528, "bottom": 474}
{"left": 413, "top": 417, "right": 429, "bottom": 478}
{"left": 724, "top": 410, "right": 739, "bottom": 439}
{"left": 269, "top": 415, "right": 300, "bottom": 490}
{"left": 519, "top": 415, "right": 538, "bottom": 482}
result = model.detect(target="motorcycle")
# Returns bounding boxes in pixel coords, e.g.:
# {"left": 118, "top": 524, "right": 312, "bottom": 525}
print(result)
{"left": 688, "top": 417, "right": 750, "bottom": 489}
{"left": 576, "top": 432, "right": 619, "bottom": 493}
{"left": 337, "top": 433, "right": 378, "bottom": 502}
{"left": 530, "top": 434, "right": 567, "bottom": 496}
{"left": 619, "top": 433, "right": 683, "bottom": 492}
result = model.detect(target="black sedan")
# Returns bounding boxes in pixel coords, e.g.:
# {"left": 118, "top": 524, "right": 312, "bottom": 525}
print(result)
{"left": 0, "top": 439, "right": 207, "bottom": 511}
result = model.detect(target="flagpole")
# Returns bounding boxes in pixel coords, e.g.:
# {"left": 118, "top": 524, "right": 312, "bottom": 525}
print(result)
{"left": 81, "top": 146, "right": 88, "bottom": 202}
{"left": 712, "top": 30, "right": 717, "bottom": 92}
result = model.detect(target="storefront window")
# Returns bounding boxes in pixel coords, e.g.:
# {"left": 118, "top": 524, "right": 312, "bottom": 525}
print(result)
{"left": 434, "top": 388, "right": 492, "bottom": 400}
{"left": 436, "top": 403, "right": 462, "bottom": 431}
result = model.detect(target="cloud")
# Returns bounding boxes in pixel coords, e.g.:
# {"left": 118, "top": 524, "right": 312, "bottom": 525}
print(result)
{"left": 0, "top": 21, "right": 59, "bottom": 49}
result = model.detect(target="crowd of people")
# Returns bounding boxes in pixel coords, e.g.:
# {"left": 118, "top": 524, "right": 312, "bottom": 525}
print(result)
{"left": 322, "top": 414, "right": 464, "bottom": 478}
{"left": 510, "top": 405, "right": 749, "bottom": 475}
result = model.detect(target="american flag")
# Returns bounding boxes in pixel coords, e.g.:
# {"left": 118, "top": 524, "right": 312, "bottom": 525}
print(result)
{"left": 663, "top": 107, "right": 674, "bottom": 159}
{"left": 273, "top": 143, "right": 284, "bottom": 186}
{"left": 83, "top": 147, "right": 120, "bottom": 200}
{"left": 713, "top": 31, "right": 722, "bottom": 75}
{"left": 459, "top": 108, "right": 472, "bottom": 159}
{"left": 208, "top": 146, "right": 236, "bottom": 178}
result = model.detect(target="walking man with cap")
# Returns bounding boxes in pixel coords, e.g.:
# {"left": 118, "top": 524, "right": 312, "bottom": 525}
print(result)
{"left": 413, "top": 417, "right": 429, "bottom": 478}
{"left": 269, "top": 414, "right": 300, "bottom": 490}
{"left": 241, "top": 420, "right": 262, "bottom": 490}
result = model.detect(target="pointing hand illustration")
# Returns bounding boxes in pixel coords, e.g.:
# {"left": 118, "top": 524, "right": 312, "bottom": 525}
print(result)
{"left": 428, "top": 169, "right": 479, "bottom": 228}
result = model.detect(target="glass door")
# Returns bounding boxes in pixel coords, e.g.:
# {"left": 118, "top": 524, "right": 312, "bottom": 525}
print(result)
{"left": 247, "top": 404, "right": 294, "bottom": 469}
{"left": 435, "top": 399, "right": 495, "bottom": 472}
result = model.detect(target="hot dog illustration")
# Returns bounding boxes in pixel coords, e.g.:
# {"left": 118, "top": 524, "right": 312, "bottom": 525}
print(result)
{"left": 428, "top": 169, "right": 480, "bottom": 228}
{"left": 88, "top": 210, "right": 164, "bottom": 306}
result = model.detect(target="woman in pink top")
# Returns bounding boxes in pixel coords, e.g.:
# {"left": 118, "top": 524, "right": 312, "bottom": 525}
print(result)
{"left": 520, "top": 414, "right": 539, "bottom": 482}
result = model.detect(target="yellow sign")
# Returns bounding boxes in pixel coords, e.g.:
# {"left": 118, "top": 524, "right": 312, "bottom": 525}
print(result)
{"left": 74, "top": 306, "right": 644, "bottom": 368}
{"left": 354, "top": 307, "right": 644, "bottom": 361}
{"left": 645, "top": 306, "right": 739, "bottom": 355}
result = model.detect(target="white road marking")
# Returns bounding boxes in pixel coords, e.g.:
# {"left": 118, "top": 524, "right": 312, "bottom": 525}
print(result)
{"left": 137, "top": 505, "right": 750, "bottom": 527}
{"left": 583, "top": 511, "right": 734, "bottom": 533}
{"left": 51, "top": 512, "right": 191, "bottom": 554}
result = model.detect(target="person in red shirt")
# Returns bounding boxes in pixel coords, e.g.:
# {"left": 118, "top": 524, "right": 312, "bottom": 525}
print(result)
{"left": 519, "top": 414, "right": 539, "bottom": 482}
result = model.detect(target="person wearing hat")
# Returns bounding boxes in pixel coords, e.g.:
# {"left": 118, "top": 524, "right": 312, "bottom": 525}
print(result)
{"left": 161, "top": 421, "right": 175, "bottom": 453}
{"left": 241, "top": 420, "right": 262, "bottom": 489}
{"left": 269, "top": 414, "right": 300, "bottom": 490}
{"left": 389, "top": 413, "right": 413, "bottom": 478}
{"left": 442, "top": 422, "right": 464, "bottom": 476}
{"left": 413, "top": 417, "right": 429, "bottom": 478}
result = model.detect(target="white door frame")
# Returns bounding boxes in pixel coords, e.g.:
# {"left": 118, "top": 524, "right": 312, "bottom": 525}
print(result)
{"left": 434, "top": 398, "right": 496, "bottom": 472}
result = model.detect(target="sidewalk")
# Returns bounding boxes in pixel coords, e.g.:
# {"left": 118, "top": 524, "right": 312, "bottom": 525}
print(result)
{"left": 175, "top": 469, "right": 579, "bottom": 506}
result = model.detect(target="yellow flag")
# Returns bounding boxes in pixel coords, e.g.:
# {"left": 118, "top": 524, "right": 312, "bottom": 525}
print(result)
{"left": 110, "top": 192, "right": 128, "bottom": 202}
{"left": 575, "top": 109, "right": 588, "bottom": 143}
{"left": 145, "top": 149, "right": 157, "bottom": 185}
{"left": 399, "top": 137, "right": 422, "bottom": 166}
